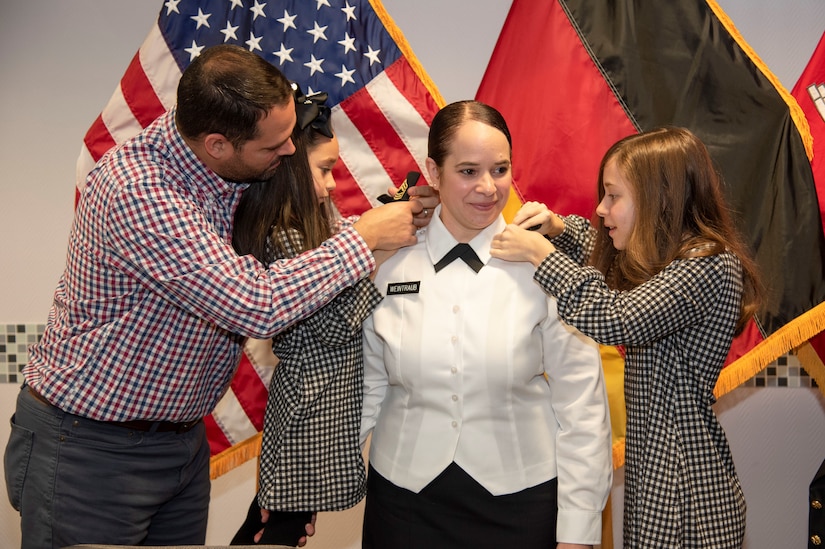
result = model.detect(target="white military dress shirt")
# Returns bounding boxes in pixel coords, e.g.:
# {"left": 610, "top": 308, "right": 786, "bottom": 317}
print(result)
{"left": 361, "top": 206, "right": 612, "bottom": 543}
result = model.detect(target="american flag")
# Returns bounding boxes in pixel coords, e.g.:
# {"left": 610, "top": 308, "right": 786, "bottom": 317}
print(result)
{"left": 76, "top": 0, "right": 444, "bottom": 477}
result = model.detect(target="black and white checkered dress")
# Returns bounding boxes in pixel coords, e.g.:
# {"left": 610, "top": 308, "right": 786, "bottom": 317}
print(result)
{"left": 256, "top": 225, "right": 382, "bottom": 512}
{"left": 535, "top": 215, "right": 747, "bottom": 548}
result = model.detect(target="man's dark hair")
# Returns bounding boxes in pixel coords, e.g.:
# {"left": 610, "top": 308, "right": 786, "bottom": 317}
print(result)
{"left": 175, "top": 44, "right": 293, "bottom": 148}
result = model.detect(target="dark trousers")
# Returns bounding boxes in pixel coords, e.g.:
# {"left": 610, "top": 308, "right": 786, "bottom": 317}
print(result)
{"left": 3, "top": 384, "right": 210, "bottom": 549}
{"left": 362, "top": 462, "right": 558, "bottom": 549}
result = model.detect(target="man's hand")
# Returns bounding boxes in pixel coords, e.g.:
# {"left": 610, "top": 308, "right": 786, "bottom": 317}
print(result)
{"left": 354, "top": 200, "right": 422, "bottom": 251}
{"left": 380, "top": 180, "right": 440, "bottom": 228}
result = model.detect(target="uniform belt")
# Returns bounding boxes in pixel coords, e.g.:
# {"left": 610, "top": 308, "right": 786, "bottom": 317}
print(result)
{"left": 27, "top": 386, "right": 201, "bottom": 434}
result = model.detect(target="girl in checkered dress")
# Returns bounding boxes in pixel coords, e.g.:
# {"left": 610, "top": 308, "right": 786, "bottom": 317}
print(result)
{"left": 229, "top": 87, "right": 436, "bottom": 546}
{"left": 491, "top": 127, "right": 762, "bottom": 548}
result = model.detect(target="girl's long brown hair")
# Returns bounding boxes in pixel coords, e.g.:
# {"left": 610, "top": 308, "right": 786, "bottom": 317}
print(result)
{"left": 590, "top": 127, "right": 762, "bottom": 335}
{"left": 232, "top": 113, "right": 332, "bottom": 263}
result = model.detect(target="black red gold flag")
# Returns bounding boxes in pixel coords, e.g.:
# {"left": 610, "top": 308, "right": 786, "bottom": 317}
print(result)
{"left": 476, "top": 0, "right": 825, "bottom": 466}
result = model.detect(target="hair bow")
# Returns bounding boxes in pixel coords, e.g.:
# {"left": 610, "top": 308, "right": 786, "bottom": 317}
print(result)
{"left": 292, "top": 83, "right": 333, "bottom": 138}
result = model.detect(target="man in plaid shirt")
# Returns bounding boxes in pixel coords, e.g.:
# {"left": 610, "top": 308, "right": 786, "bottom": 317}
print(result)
{"left": 3, "top": 45, "right": 430, "bottom": 549}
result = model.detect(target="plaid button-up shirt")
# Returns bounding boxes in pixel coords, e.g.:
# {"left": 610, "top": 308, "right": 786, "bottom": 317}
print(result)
{"left": 24, "top": 109, "right": 374, "bottom": 423}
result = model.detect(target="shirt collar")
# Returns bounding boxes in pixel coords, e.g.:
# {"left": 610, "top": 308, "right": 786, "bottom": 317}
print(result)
{"left": 163, "top": 107, "right": 249, "bottom": 202}
{"left": 425, "top": 204, "right": 506, "bottom": 267}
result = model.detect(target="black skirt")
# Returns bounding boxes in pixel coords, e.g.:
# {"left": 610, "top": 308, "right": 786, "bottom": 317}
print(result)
{"left": 362, "top": 462, "right": 558, "bottom": 549}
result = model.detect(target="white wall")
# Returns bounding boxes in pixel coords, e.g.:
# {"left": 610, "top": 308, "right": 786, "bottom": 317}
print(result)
{"left": 2, "top": 1, "right": 825, "bottom": 548}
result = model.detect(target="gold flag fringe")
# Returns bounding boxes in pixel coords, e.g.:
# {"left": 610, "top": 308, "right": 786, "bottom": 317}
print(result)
{"left": 612, "top": 438, "right": 626, "bottom": 470}
{"left": 706, "top": 0, "right": 813, "bottom": 160}
{"left": 705, "top": 1, "right": 824, "bottom": 400}
{"left": 608, "top": 302, "right": 825, "bottom": 472}
{"left": 368, "top": 0, "right": 446, "bottom": 109}
{"left": 210, "top": 432, "right": 262, "bottom": 480}
{"left": 715, "top": 301, "right": 825, "bottom": 399}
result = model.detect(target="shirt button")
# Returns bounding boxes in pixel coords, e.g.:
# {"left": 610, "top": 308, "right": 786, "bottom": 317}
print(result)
{"left": 451, "top": 367, "right": 458, "bottom": 374}
{"left": 451, "top": 421, "right": 458, "bottom": 428}
{"left": 451, "top": 394, "right": 458, "bottom": 402}
{"left": 813, "top": 500, "right": 823, "bottom": 510}
{"left": 451, "top": 336, "right": 458, "bottom": 344}
{"left": 452, "top": 305, "right": 460, "bottom": 313}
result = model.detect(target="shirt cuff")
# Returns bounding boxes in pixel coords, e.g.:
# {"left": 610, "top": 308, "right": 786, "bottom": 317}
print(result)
{"left": 556, "top": 508, "right": 603, "bottom": 545}
{"left": 333, "top": 225, "right": 376, "bottom": 275}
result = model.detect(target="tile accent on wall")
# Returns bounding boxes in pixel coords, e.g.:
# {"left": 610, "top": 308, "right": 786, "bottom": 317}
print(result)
{"left": 0, "top": 323, "right": 817, "bottom": 389}
{"left": 741, "top": 351, "right": 818, "bottom": 388}
{"left": 0, "top": 324, "right": 45, "bottom": 384}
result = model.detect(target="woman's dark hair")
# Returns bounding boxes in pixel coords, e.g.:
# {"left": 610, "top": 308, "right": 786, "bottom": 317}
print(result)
{"left": 590, "top": 126, "right": 762, "bottom": 334}
{"left": 175, "top": 44, "right": 293, "bottom": 149}
{"left": 232, "top": 108, "right": 333, "bottom": 263}
{"left": 427, "top": 100, "right": 512, "bottom": 167}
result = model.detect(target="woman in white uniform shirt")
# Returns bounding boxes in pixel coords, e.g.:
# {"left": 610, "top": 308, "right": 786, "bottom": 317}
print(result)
{"left": 359, "top": 100, "right": 612, "bottom": 549}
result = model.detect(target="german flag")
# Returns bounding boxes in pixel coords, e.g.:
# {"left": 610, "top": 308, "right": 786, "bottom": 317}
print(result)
{"left": 476, "top": 0, "right": 825, "bottom": 466}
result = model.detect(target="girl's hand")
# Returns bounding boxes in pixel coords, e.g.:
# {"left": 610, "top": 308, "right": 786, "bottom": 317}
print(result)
{"left": 491, "top": 224, "right": 556, "bottom": 267}
{"left": 408, "top": 184, "right": 440, "bottom": 227}
{"left": 252, "top": 509, "right": 316, "bottom": 546}
{"left": 296, "top": 513, "right": 317, "bottom": 547}
{"left": 512, "top": 201, "right": 564, "bottom": 238}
